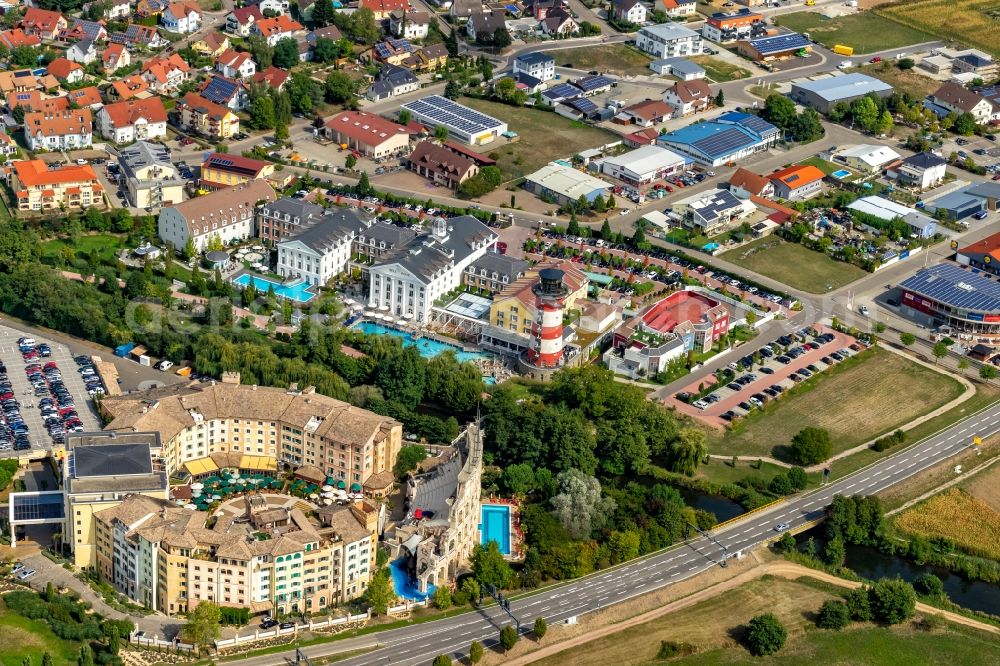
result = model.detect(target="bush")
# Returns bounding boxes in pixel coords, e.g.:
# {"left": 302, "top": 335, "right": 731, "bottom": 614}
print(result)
{"left": 871, "top": 429, "right": 905, "bottom": 453}
{"left": 816, "top": 599, "right": 850, "bottom": 630}
{"left": 914, "top": 573, "right": 944, "bottom": 597}
{"left": 745, "top": 613, "right": 786, "bottom": 656}
{"left": 845, "top": 588, "right": 872, "bottom": 622}
{"left": 790, "top": 427, "right": 832, "bottom": 465}
{"left": 656, "top": 640, "right": 695, "bottom": 659}
{"left": 786, "top": 467, "right": 808, "bottom": 491}
{"left": 869, "top": 578, "right": 916, "bottom": 625}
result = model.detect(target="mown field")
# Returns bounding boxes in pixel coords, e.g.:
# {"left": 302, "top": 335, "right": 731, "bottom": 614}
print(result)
{"left": 894, "top": 488, "right": 1000, "bottom": 561}
{"left": 533, "top": 576, "right": 1000, "bottom": 666}
{"left": 774, "top": 11, "right": 935, "bottom": 54}
{"left": 875, "top": 0, "right": 1000, "bottom": 57}
{"left": 722, "top": 237, "right": 867, "bottom": 294}
{"left": 543, "top": 44, "right": 653, "bottom": 77}
{"left": 712, "top": 347, "right": 966, "bottom": 459}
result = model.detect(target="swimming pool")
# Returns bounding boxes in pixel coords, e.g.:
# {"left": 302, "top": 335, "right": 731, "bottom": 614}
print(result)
{"left": 480, "top": 504, "right": 511, "bottom": 556}
{"left": 355, "top": 322, "right": 493, "bottom": 364}
{"left": 831, "top": 169, "right": 852, "bottom": 180}
{"left": 232, "top": 273, "right": 316, "bottom": 304}
{"left": 389, "top": 557, "right": 435, "bottom": 601}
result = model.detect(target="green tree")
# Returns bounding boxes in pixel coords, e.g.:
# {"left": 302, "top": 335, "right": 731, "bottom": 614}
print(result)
{"left": 443, "top": 80, "right": 462, "bottom": 100}
{"left": 550, "top": 469, "right": 615, "bottom": 539}
{"left": 345, "top": 154, "right": 357, "bottom": 169}
{"left": 567, "top": 213, "right": 581, "bottom": 236}
{"left": 398, "top": 109, "right": 411, "bottom": 124}
{"left": 432, "top": 656, "right": 451, "bottom": 666}
{"left": 433, "top": 585, "right": 452, "bottom": 610}
{"left": 816, "top": 599, "right": 850, "bottom": 630}
{"left": 914, "top": 573, "right": 944, "bottom": 597}
{"left": 499, "top": 625, "right": 518, "bottom": 653}
{"left": 10, "top": 45, "right": 40, "bottom": 67}
{"left": 850, "top": 96, "right": 880, "bottom": 133}
{"left": 823, "top": 535, "right": 846, "bottom": 567}
{"left": 492, "top": 26, "right": 512, "bottom": 48}
{"left": 41, "top": 653, "right": 52, "bottom": 666}
{"left": 324, "top": 71, "right": 354, "bottom": 103}
{"left": 958, "top": 357, "right": 970, "bottom": 375}
{"left": 846, "top": 587, "right": 872, "bottom": 621}
{"left": 600, "top": 218, "right": 612, "bottom": 239}
{"left": 501, "top": 463, "right": 535, "bottom": 495}
{"left": 364, "top": 568, "right": 395, "bottom": 615}
{"left": 393, "top": 444, "right": 426, "bottom": 478}
{"left": 533, "top": 616, "right": 547, "bottom": 640}
{"left": 899, "top": 331, "right": 916, "bottom": 346}
{"left": 955, "top": 112, "right": 978, "bottom": 136}
{"left": 462, "top": 577, "right": 480, "bottom": 605}
{"left": 45, "top": 581, "right": 54, "bottom": 601}
{"left": 776, "top": 532, "right": 796, "bottom": 553}
{"left": 714, "top": 90, "right": 725, "bottom": 107}
{"left": 667, "top": 427, "right": 707, "bottom": 476}
{"left": 311, "top": 0, "right": 334, "bottom": 27}
{"left": 786, "top": 466, "right": 808, "bottom": 491}
{"left": 356, "top": 171, "right": 372, "bottom": 196}
{"left": 22, "top": 658, "right": 31, "bottom": 666}
{"left": 275, "top": 122, "right": 289, "bottom": 142}
{"left": 790, "top": 427, "right": 832, "bottom": 465}
{"left": 434, "top": 124, "right": 450, "bottom": 141}
{"left": 472, "top": 541, "right": 514, "bottom": 589}
{"left": 181, "top": 601, "right": 221, "bottom": 653}
{"left": 247, "top": 35, "right": 274, "bottom": 69}
{"left": 745, "top": 613, "right": 786, "bottom": 656}
{"left": 349, "top": 7, "right": 380, "bottom": 44}
{"left": 273, "top": 37, "right": 300, "bottom": 69}
{"left": 932, "top": 341, "right": 948, "bottom": 364}
{"left": 869, "top": 578, "right": 916, "bottom": 625}
{"left": 78, "top": 645, "right": 94, "bottom": 666}
{"left": 760, "top": 94, "right": 797, "bottom": 129}
{"left": 981, "top": 364, "right": 998, "bottom": 380}
{"left": 631, "top": 224, "right": 646, "bottom": 247}
{"left": 469, "top": 641, "right": 483, "bottom": 663}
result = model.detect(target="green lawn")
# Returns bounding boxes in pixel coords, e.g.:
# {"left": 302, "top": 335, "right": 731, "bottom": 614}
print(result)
{"left": 39, "top": 233, "right": 127, "bottom": 266}
{"left": 542, "top": 44, "right": 653, "bottom": 77}
{"left": 460, "top": 97, "right": 618, "bottom": 181}
{"left": 773, "top": 11, "right": 935, "bottom": 54}
{"left": 690, "top": 56, "right": 751, "bottom": 82}
{"left": 0, "top": 600, "right": 81, "bottom": 666}
{"left": 695, "top": 458, "right": 816, "bottom": 488}
{"left": 722, "top": 237, "right": 867, "bottom": 294}
{"left": 711, "top": 347, "right": 966, "bottom": 461}
{"left": 796, "top": 156, "right": 840, "bottom": 177}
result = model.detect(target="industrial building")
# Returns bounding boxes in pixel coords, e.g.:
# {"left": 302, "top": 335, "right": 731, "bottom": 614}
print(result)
{"left": 737, "top": 32, "right": 811, "bottom": 61}
{"left": 400, "top": 95, "right": 508, "bottom": 145}
{"left": 899, "top": 263, "right": 1000, "bottom": 340}
{"left": 848, "top": 195, "right": 937, "bottom": 238}
{"left": 955, "top": 231, "right": 1000, "bottom": 276}
{"left": 656, "top": 111, "right": 779, "bottom": 166}
{"left": 789, "top": 73, "right": 893, "bottom": 114}
{"left": 597, "top": 145, "right": 687, "bottom": 186}
{"left": 523, "top": 162, "right": 610, "bottom": 205}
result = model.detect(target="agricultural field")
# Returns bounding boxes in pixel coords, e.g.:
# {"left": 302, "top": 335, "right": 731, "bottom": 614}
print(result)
{"left": 533, "top": 576, "right": 1000, "bottom": 666}
{"left": 459, "top": 97, "right": 618, "bottom": 180}
{"left": 894, "top": 488, "right": 1000, "bottom": 561}
{"left": 542, "top": 44, "right": 653, "bottom": 77}
{"left": 712, "top": 347, "right": 966, "bottom": 459}
{"left": 722, "top": 237, "right": 867, "bottom": 293}
{"left": 875, "top": 0, "right": 1000, "bottom": 57}
{"left": 774, "top": 11, "right": 935, "bottom": 54}
{"left": 965, "top": 460, "right": 1000, "bottom": 513}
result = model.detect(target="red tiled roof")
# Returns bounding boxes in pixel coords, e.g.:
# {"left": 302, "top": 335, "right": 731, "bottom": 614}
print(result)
{"left": 102, "top": 97, "right": 167, "bottom": 127}
{"left": 728, "top": 167, "right": 771, "bottom": 196}
{"left": 68, "top": 86, "right": 104, "bottom": 107}
{"left": 112, "top": 74, "right": 149, "bottom": 100}
{"left": 0, "top": 29, "right": 41, "bottom": 49}
{"left": 253, "top": 15, "right": 303, "bottom": 37}
{"left": 13, "top": 159, "right": 98, "bottom": 187}
{"left": 179, "top": 92, "right": 232, "bottom": 120}
{"left": 21, "top": 8, "right": 64, "bottom": 34}
{"left": 24, "top": 109, "right": 93, "bottom": 139}
{"left": 252, "top": 66, "right": 288, "bottom": 89}
{"left": 325, "top": 110, "right": 411, "bottom": 148}
{"left": 768, "top": 164, "right": 825, "bottom": 189}
{"left": 47, "top": 58, "right": 83, "bottom": 80}
{"left": 202, "top": 152, "right": 270, "bottom": 176}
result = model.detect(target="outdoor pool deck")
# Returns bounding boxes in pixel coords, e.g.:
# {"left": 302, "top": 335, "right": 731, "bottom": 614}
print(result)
{"left": 232, "top": 272, "right": 318, "bottom": 304}
{"left": 354, "top": 321, "right": 495, "bottom": 364}
{"left": 390, "top": 557, "right": 435, "bottom": 601}
{"left": 479, "top": 499, "right": 524, "bottom": 560}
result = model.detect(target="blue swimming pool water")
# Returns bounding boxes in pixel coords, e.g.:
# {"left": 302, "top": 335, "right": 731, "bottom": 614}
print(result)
{"left": 389, "top": 557, "right": 435, "bottom": 601}
{"left": 233, "top": 274, "right": 316, "bottom": 304}
{"left": 831, "top": 169, "right": 852, "bottom": 179}
{"left": 355, "top": 322, "right": 493, "bottom": 364}
{"left": 480, "top": 504, "right": 511, "bottom": 556}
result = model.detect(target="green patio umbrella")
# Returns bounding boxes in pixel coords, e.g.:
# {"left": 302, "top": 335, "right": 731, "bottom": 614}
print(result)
{"left": 337, "top": 480, "right": 346, "bottom": 490}
{"left": 350, "top": 483, "right": 362, "bottom": 493}
{"left": 326, "top": 476, "right": 336, "bottom": 486}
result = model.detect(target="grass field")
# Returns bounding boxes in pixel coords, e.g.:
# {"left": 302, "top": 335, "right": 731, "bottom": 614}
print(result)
{"left": 894, "top": 488, "right": 1000, "bottom": 561}
{"left": 796, "top": 156, "right": 841, "bottom": 177}
{"left": 460, "top": 97, "right": 618, "bottom": 180}
{"left": 876, "top": 0, "right": 1000, "bottom": 57}
{"left": 542, "top": 44, "right": 653, "bottom": 77}
{"left": 533, "top": 576, "right": 1000, "bottom": 666}
{"left": 0, "top": 599, "right": 79, "bottom": 666}
{"left": 695, "top": 457, "right": 819, "bottom": 488}
{"left": 965, "top": 460, "right": 1000, "bottom": 513}
{"left": 712, "top": 347, "right": 966, "bottom": 459}
{"left": 856, "top": 62, "right": 941, "bottom": 100}
{"left": 722, "top": 237, "right": 867, "bottom": 294}
{"left": 39, "top": 233, "right": 126, "bottom": 266}
{"left": 774, "top": 11, "right": 935, "bottom": 54}
{"left": 690, "top": 56, "right": 751, "bottom": 82}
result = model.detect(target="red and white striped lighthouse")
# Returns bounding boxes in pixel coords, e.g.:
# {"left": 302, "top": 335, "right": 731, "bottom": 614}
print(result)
{"left": 527, "top": 268, "right": 568, "bottom": 368}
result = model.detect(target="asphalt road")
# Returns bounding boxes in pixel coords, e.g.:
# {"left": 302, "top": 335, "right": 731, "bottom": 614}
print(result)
{"left": 219, "top": 397, "right": 999, "bottom": 666}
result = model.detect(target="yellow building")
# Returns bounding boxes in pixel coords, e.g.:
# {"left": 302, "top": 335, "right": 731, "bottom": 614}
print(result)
{"left": 191, "top": 31, "right": 230, "bottom": 57}
{"left": 10, "top": 159, "right": 104, "bottom": 212}
{"left": 200, "top": 152, "right": 275, "bottom": 191}
{"left": 177, "top": 92, "right": 239, "bottom": 139}
{"left": 489, "top": 261, "right": 589, "bottom": 336}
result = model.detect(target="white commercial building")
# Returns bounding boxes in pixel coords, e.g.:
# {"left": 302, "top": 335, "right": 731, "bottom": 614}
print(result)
{"left": 833, "top": 144, "right": 902, "bottom": 173}
{"left": 158, "top": 179, "right": 275, "bottom": 252}
{"left": 598, "top": 145, "right": 686, "bottom": 186}
{"left": 367, "top": 216, "right": 497, "bottom": 323}
{"left": 276, "top": 209, "right": 368, "bottom": 287}
{"left": 400, "top": 95, "right": 508, "bottom": 145}
{"left": 523, "top": 162, "right": 611, "bottom": 206}
{"left": 636, "top": 23, "right": 703, "bottom": 59}
{"left": 512, "top": 52, "right": 556, "bottom": 82}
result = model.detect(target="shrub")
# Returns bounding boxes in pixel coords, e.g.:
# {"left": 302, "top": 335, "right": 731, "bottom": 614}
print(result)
{"left": 816, "top": 599, "right": 850, "bottom": 630}
{"left": 869, "top": 578, "right": 916, "bottom": 625}
{"left": 845, "top": 588, "right": 872, "bottom": 621}
{"left": 914, "top": 573, "right": 944, "bottom": 597}
{"left": 789, "top": 427, "right": 832, "bottom": 465}
{"left": 745, "top": 613, "right": 786, "bottom": 656}
{"left": 871, "top": 429, "right": 906, "bottom": 452}
{"left": 656, "top": 640, "right": 695, "bottom": 659}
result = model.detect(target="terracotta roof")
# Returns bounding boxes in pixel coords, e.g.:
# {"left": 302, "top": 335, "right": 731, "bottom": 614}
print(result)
{"left": 24, "top": 109, "right": 93, "bottom": 139}
{"left": 360, "top": 0, "right": 411, "bottom": 13}
{"left": 959, "top": 230, "right": 1000, "bottom": 263}
{"left": 67, "top": 86, "right": 104, "bottom": 107}
{"left": 142, "top": 53, "right": 190, "bottom": 83}
{"left": 202, "top": 152, "right": 270, "bottom": 176}
{"left": 728, "top": 167, "right": 771, "bottom": 196}
{"left": 325, "top": 110, "right": 411, "bottom": 148}
{"left": 231, "top": 5, "right": 263, "bottom": 24}
{"left": 6, "top": 91, "right": 69, "bottom": 113}
{"left": 47, "top": 58, "right": 84, "bottom": 81}
{"left": 166, "top": 1, "right": 200, "bottom": 17}
{"left": 768, "top": 164, "right": 825, "bottom": 189}
{"left": 102, "top": 97, "right": 167, "bottom": 127}
{"left": 179, "top": 91, "right": 232, "bottom": 120}
{"left": 0, "top": 29, "right": 41, "bottom": 49}
{"left": 216, "top": 48, "right": 253, "bottom": 70}
{"left": 112, "top": 74, "right": 149, "bottom": 100}
{"left": 623, "top": 99, "right": 673, "bottom": 122}
{"left": 254, "top": 15, "right": 303, "bottom": 37}
{"left": 21, "top": 7, "right": 64, "bottom": 34}
{"left": 13, "top": 159, "right": 98, "bottom": 187}
{"left": 103, "top": 43, "right": 126, "bottom": 66}
{"left": 252, "top": 66, "right": 288, "bottom": 89}
{"left": 200, "top": 31, "right": 228, "bottom": 51}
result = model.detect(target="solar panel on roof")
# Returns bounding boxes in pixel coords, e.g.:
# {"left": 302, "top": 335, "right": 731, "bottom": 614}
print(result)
{"left": 735, "top": 114, "right": 776, "bottom": 135}
{"left": 576, "top": 75, "right": 613, "bottom": 92}
{"left": 568, "top": 97, "right": 598, "bottom": 114}
{"left": 692, "top": 127, "right": 752, "bottom": 159}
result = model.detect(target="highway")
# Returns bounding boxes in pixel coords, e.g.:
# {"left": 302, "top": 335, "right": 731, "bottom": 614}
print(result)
{"left": 228, "top": 398, "right": 1000, "bottom": 666}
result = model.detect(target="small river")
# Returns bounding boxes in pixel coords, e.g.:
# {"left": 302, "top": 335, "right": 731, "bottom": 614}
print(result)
{"left": 677, "top": 487, "right": 745, "bottom": 522}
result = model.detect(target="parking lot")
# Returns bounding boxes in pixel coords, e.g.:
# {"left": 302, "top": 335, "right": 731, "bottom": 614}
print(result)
{"left": 0, "top": 324, "right": 102, "bottom": 454}
{"left": 667, "top": 326, "right": 861, "bottom": 427}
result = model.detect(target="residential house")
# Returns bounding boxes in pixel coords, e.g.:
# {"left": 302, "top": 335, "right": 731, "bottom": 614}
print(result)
{"left": 726, "top": 167, "right": 774, "bottom": 199}
{"left": 673, "top": 187, "right": 755, "bottom": 235}
{"left": 296, "top": 0, "right": 318, "bottom": 22}
{"left": 0, "top": 131, "right": 18, "bottom": 156}
{"left": 98, "top": 98, "right": 168, "bottom": 144}
{"left": 360, "top": 0, "right": 412, "bottom": 20}
{"left": 102, "top": 43, "right": 131, "bottom": 73}
{"left": 175, "top": 92, "right": 240, "bottom": 139}
{"left": 0, "top": 29, "right": 41, "bottom": 50}
{"left": 323, "top": 111, "right": 412, "bottom": 157}
{"left": 142, "top": 54, "right": 190, "bottom": 94}
{"left": 67, "top": 87, "right": 104, "bottom": 110}
{"left": 192, "top": 32, "right": 230, "bottom": 58}
{"left": 199, "top": 75, "right": 249, "bottom": 112}
{"left": 58, "top": 19, "right": 107, "bottom": 43}
{"left": 663, "top": 79, "right": 712, "bottom": 116}
{"left": 162, "top": 1, "right": 202, "bottom": 33}
{"left": 47, "top": 58, "right": 85, "bottom": 85}
{"left": 390, "top": 10, "right": 431, "bottom": 39}
{"left": 158, "top": 180, "right": 276, "bottom": 252}
{"left": 110, "top": 24, "right": 164, "bottom": 49}
{"left": 660, "top": 0, "right": 697, "bottom": 18}
{"left": 111, "top": 75, "right": 150, "bottom": 101}
{"left": 513, "top": 52, "right": 555, "bottom": 82}
{"left": 66, "top": 39, "right": 98, "bottom": 65}
{"left": 886, "top": 152, "right": 949, "bottom": 190}
{"left": 226, "top": 6, "right": 264, "bottom": 37}
{"left": 833, "top": 144, "right": 902, "bottom": 173}
{"left": 104, "top": 0, "right": 132, "bottom": 19}
{"left": 541, "top": 9, "right": 578, "bottom": 36}
{"left": 466, "top": 12, "right": 507, "bottom": 42}
{"left": 252, "top": 0, "right": 291, "bottom": 15}
{"left": 637, "top": 23, "right": 703, "bottom": 59}
{"left": 23, "top": 109, "right": 93, "bottom": 151}
{"left": 7, "top": 91, "right": 68, "bottom": 114}
{"left": 408, "top": 140, "right": 479, "bottom": 189}
{"left": 450, "top": 0, "right": 479, "bottom": 22}
{"left": 215, "top": 49, "right": 257, "bottom": 79}
{"left": 618, "top": 99, "right": 673, "bottom": 127}
{"left": 136, "top": 0, "right": 169, "bottom": 17}
{"left": 118, "top": 141, "right": 185, "bottom": 209}
{"left": 252, "top": 15, "right": 304, "bottom": 46}
{"left": 20, "top": 8, "right": 67, "bottom": 40}
{"left": 927, "top": 82, "right": 997, "bottom": 125}
{"left": 768, "top": 164, "right": 825, "bottom": 200}
{"left": 253, "top": 66, "right": 289, "bottom": 91}
{"left": 200, "top": 152, "right": 274, "bottom": 190}
{"left": 366, "top": 64, "right": 419, "bottom": 102}
{"left": 612, "top": 0, "right": 646, "bottom": 24}
{"left": 10, "top": 159, "right": 103, "bottom": 211}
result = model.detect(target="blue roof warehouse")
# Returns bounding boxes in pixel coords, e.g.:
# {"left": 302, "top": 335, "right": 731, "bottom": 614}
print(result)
{"left": 656, "top": 112, "right": 779, "bottom": 166}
